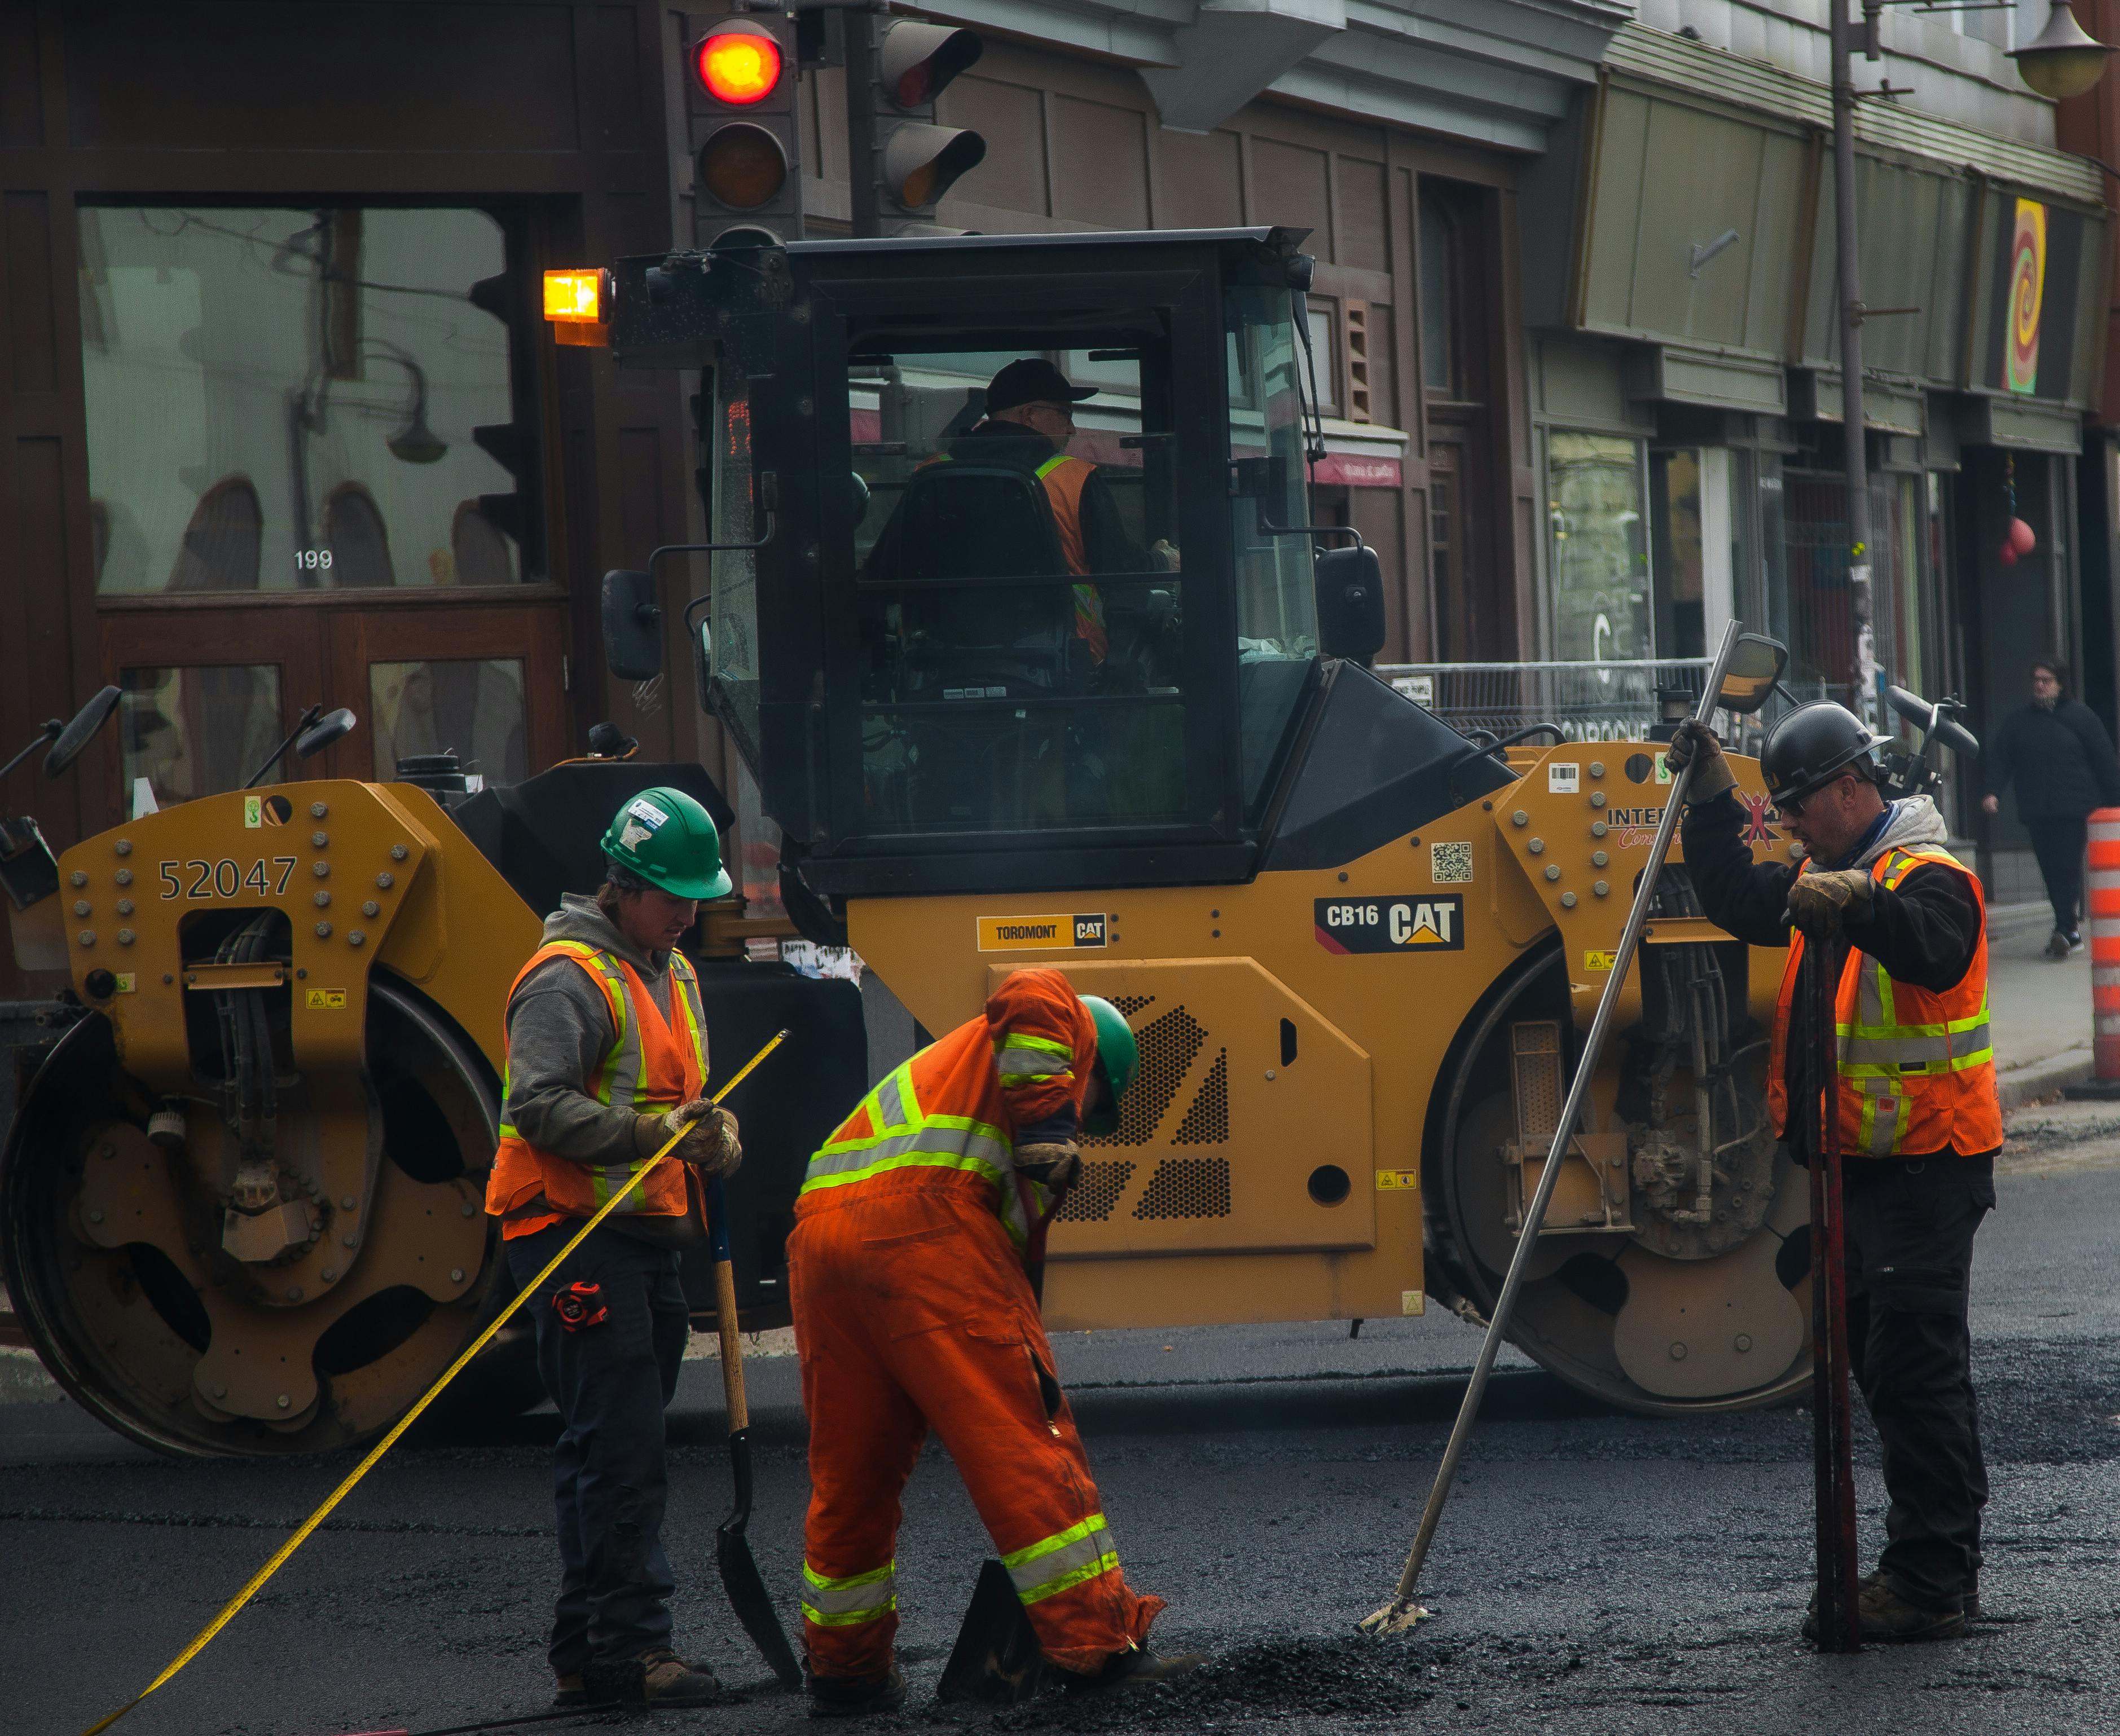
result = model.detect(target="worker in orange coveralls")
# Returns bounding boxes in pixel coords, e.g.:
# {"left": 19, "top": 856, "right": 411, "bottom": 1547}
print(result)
{"left": 788, "top": 967, "right": 1202, "bottom": 1715}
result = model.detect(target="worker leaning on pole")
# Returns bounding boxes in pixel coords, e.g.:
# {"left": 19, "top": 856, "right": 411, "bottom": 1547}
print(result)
{"left": 1667, "top": 705, "right": 2000, "bottom": 1643}
{"left": 484, "top": 787, "right": 742, "bottom": 1711}
{"left": 789, "top": 967, "right": 1203, "bottom": 1715}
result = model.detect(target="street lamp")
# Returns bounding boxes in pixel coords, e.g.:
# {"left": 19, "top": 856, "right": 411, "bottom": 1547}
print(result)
{"left": 2011, "top": 2, "right": 2115, "bottom": 102}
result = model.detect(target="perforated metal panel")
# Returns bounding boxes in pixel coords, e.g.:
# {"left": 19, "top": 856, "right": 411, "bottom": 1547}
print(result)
{"left": 1170, "top": 1048, "right": 1229, "bottom": 1145}
{"left": 1511, "top": 1021, "right": 1563, "bottom": 1145}
{"left": 1132, "top": 1157, "right": 1231, "bottom": 1220}
{"left": 1055, "top": 1160, "right": 1137, "bottom": 1223}
{"left": 1109, "top": 994, "right": 1156, "bottom": 1019}
{"left": 1086, "top": 1004, "right": 1203, "bottom": 1147}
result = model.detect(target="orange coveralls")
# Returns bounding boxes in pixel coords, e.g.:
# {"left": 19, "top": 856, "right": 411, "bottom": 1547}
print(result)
{"left": 789, "top": 968, "right": 1163, "bottom": 1679}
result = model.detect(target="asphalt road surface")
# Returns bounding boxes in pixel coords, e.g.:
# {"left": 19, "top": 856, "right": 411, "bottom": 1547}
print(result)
{"left": 9, "top": 1114, "right": 2120, "bottom": 1736}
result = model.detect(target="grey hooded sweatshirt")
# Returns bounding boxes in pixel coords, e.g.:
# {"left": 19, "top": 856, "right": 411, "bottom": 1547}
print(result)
{"left": 503, "top": 892, "right": 708, "bottom": 1244}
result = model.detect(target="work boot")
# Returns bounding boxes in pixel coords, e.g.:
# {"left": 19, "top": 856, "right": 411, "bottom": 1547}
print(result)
{"left": 1858, "top": 1574, "right": 1967, "bottom": 1644}
{"left": 551, "top": 1671, "right": 615, "bottom": 1711}
{"left": 2047, "top": 930, "right": 2073, "bottom": 960}
{"left": 1063, "top": 1645, "right": 1209, "bottom": 1695}
{"left": 586, "top": 1649, "right": 723, "bottom": 1709}
{"left": 2069, "top": 932, "right": 2086, "bottom": 957}
{"left": 1800, "top": 1571, "right": 1881, "bottom": 1642}
{"left": 808, "top": 1663, "right": 907, "bottom": 1718}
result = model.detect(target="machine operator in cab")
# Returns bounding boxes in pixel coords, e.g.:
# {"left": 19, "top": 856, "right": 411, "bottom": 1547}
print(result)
{"left": 788, "top": 968, "right": 1202, "bottom": 1715}
{"left": 1668, "top": 705, "right": 1999, "bottom": 1643}
{"left": 485, "top": 787, "right": 744, "bottom": 1710}
{"left": 864, "top": 357, "right": 1178, "bottom": 667}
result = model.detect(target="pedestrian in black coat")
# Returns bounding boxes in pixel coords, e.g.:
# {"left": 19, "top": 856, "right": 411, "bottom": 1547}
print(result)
{"left": 1981, "top": 658, "right": 2120, "bottom": 957}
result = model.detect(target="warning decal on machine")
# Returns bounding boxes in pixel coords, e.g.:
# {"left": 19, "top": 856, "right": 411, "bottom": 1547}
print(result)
{"left": 977, "top": 914, "right": 1109, "bottom": 951}
{"left": 1314, "top": 895, "right": 1463, "bottom": 953}
{"left": 305, "top": 989, "right": 349, "bottom": 1010}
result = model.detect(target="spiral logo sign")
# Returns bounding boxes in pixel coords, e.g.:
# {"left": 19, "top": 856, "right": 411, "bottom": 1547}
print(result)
{"left": 2007, "top": 196, "right": 2047, "bottom": 396}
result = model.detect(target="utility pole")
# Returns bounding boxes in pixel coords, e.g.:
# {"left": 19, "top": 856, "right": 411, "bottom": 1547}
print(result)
{"left": 1831, "top": 0, "right": 1876, "bottom": 716}
{"left": 843, "top": 8, "right": 882, "bottom": 239}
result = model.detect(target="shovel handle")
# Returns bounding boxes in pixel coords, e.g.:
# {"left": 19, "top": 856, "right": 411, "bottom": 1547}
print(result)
{"left": 709, "top": 1177, "right": 748, "bottom": 1433}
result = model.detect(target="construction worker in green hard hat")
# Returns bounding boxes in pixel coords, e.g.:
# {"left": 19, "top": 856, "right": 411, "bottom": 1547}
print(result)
{"left": 788, "top": 968, "right": 1205, "bottom": 1717}
{"left": 485, "top": 785, "right": 739, "bottom": 1711}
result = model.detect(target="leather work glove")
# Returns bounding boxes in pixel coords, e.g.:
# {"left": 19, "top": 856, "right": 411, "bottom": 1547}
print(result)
{"left": 1786, "top": 868, "right": 1873, "bottom": 939}
{"left": 1014, "top": 1140, "right": 1081, "bottom": 1190}
{"left": 1662, "top": 718, "right": 1736, "bottom": 801}
{"left": 640, "top": 1100, "right": 742, "bottom": 1177}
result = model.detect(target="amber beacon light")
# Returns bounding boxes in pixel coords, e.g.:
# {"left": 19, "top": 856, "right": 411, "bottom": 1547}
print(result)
{"left": 697, "top": 28, "right": 782, "bottom": 104}
{"left": 543, "top": 269, "right": 605, "bottom": 323}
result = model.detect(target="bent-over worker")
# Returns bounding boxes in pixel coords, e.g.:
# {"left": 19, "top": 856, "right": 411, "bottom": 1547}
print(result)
{"left": 790, "top": 967, "right": 1200, "bottom": 1714}
{"left": 1668, "top": 704, "right": 1999, "bottom": 1643}
{"left": 485, "top": 786, "right": 742, "bottom": 1709}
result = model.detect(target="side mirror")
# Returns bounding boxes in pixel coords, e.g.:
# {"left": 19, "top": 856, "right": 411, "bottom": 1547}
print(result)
{"left": 1933, "top": 717, "right": 1980, "bottom": 761}
{"left": 1714, "top": 632, "right": 1788, "bottom": 715}
{"left": 44, "top": 684, "right": 122, "bottom": 778}
{"left": 1314, "top": 544, "right": 1386, "bottom": 666}
{"left": 602, "top": 569, "right": 663, "bottom": 682}
{"left": 296, "top": 707, "right": 357, "bottom": 759}
{"left": 1885, "top": 684, "right": 1930, "bottom": 729}
{"left": 1229, "top": 455, "right": 1288, "bottom": 503}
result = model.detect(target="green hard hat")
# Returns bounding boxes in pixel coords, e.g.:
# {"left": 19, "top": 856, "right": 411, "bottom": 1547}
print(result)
{"left": 600, "top": 786, "right": 732, "bottom": 900}
{"left": 1080, "top": 995, "right": 1137, "bottom": 1138}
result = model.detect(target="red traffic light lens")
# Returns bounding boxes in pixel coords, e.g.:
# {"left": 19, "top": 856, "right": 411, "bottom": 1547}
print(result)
{"left": 699, "top": 122, "right": 789, "bottom": 211}
{"left": 697, "top": 30, "right": 781, "bottom": 104}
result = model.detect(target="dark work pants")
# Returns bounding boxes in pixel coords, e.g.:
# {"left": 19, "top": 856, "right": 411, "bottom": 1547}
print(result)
{"left": 1842, "top": 1155, "right": 1996, "bottom": 1607}
{"left": 2024, "top": 814, "right": 2088, "bottom": 937}
{"left": 507, "top": 1222, "right": 690, "bottom": 1676}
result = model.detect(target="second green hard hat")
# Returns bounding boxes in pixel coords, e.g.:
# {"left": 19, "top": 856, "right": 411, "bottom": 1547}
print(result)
{"left": 1080, "top": 995, "right": 1137, "bottom": 1137}
{"left": 600, "top": 786, "right": 733, "bottom": 900}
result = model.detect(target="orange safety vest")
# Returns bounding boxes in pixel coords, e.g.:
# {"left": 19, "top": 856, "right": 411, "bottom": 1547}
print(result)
{"left": 485, "top": 939, "right": 710, "bottom": 1236}
{"left": 1035, "top": 453, "right": 1109, "bottom": 664}
{"left": 797, "top": 968, "right": 1097, "bottom": 1250}
{"left": 1767, "top": 845, "right": 2001, "bottom": 1160}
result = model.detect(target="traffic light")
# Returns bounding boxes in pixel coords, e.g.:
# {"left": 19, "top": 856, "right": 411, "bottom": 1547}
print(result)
{"left": 683, "top": 14, "right": 803, "bottom": 248}
{"left": 850, "top": 18, "right": 986, "bottom": 234}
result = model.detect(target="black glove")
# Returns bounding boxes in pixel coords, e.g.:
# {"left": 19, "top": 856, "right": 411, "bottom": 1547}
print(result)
{"left": 1664, "top": 718, "right": 1736, "bottom": 801}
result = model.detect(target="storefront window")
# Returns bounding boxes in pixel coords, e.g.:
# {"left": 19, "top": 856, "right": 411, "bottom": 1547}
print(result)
{"left": 1547, "top": 433, "right": 1649, "bottom": 661}
{"left": 120, "top": 666, "right": 283, "bottom": 808}
{"left": 78, "top": 206, "right": 529, "bottom": 593}
{"left": 368, "top": 659, "right": 527, "bottom": 785}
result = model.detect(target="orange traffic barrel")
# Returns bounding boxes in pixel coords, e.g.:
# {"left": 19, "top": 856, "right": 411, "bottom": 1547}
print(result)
{"left": 2090, "top": 808, "right": 2120, "bottom": 1081}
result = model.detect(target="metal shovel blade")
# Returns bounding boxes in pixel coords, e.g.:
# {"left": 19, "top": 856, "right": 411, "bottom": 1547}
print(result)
{"left": 936, "top": 1558, "right": 1046, "bottom": 1706}
{"left": 717, "top": 1428, "right": 803, "bottom": 1687}
{"left": 1356, "top": 1597, "right": 1432, "bottom": 1636}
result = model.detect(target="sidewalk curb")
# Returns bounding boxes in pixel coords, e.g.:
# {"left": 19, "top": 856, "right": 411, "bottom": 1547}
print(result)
{"left": 1999, "top": 1050, "right": 2095, "bottom": 1112}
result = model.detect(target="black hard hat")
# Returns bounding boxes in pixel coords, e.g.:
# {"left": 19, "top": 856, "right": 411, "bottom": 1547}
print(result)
{"left": 1760, "top": 702, "right": 1887, "bottom": 806}
{"left": 985, "top": 358, "right": 1097, "bottom": 415}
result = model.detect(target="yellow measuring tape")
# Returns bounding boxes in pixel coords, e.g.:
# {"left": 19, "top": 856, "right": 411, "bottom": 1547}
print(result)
{"left": 80, "top": 1026, "right": 791, "bottom": 1736}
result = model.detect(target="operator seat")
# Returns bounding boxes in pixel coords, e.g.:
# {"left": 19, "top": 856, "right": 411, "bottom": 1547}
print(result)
{"left": 865, "top": 461, "right": 1076, "bottom": 699}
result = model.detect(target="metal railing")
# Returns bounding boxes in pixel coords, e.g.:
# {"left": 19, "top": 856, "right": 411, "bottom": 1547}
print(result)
{"left": 1375, "top": 658, "right": 1833, "bottom": 749}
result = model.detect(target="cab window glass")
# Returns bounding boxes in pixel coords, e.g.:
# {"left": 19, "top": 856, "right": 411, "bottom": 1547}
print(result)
{"left": 708, "top": 373, "right": 762, "bottom": 757}
{"left": 1226, "top": 286, "right": 1319, "bottom": 812}
{"left": 848, "top": 337, "right": 1185, "bottom": 836}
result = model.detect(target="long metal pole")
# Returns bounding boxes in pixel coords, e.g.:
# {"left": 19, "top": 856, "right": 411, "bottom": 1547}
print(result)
{"left": 1361, "top": 620, "right": 1748, "bottom": 1636}
{"left": 1833, "top": 1, "right": 1875, "bottom": 707}
{"left": 843, "top": 11, "right": 881, "bottom": 238}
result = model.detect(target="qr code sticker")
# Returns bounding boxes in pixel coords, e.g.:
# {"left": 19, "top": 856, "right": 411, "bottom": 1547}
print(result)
{"left": 1430, "top": 841, "right": 1474, "bottom": 885}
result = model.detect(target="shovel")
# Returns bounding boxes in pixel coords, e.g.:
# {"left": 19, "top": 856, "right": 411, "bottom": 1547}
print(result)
{"left": 707, "top": 1171, "right": 804, "bottom": 1687}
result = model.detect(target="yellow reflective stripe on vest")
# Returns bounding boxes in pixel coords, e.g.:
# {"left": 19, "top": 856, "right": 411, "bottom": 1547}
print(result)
{"left": 1836, "top": 951, "right": 1994, "bottom": 1077}
{"left": 801, "top": 1558, "right": 898, "bottom": 1627}
{"left": 1854, "top": 1076, "right": 1910, "bottom": 1158}
{"left": 1002, "top": 1513, "right": 1120, "bottom": 1605}
{"left": 996, "top": 1030, "right": 1074, "bottom": 1089}
{"left": 803, "top": 1063, "right": 1012, "bottom": 1195}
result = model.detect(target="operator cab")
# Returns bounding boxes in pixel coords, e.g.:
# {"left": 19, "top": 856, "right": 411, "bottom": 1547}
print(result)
{"left": 597, "top": 227, "right": 1503, "bottom": 902}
